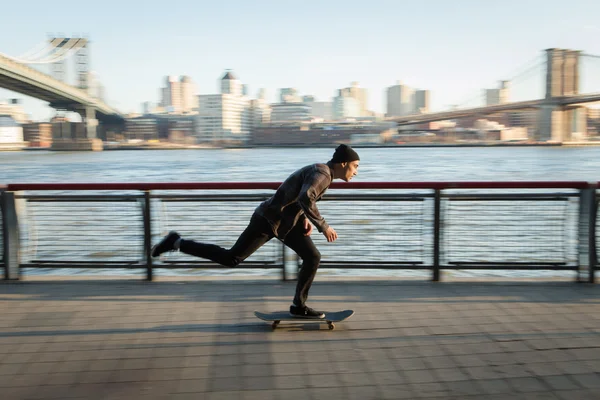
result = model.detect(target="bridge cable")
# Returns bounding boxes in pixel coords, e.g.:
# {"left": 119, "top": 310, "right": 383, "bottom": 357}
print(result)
{"left": 33, "top": 38, "right": 84, "bottom": 64}
{"left": 1, "top": 38, "right": 86, "bottom": 65}
{"left": 14, "top": 40, "right": 53, "bottom": 61}
{"left": 504, "top": 54, "right": 545, "bottom": 83}
{"left": 453, "top": 54, "right": 543, "bottom": 110}
{"left": 3, "top": 38, "right": 66, "bottom": 64}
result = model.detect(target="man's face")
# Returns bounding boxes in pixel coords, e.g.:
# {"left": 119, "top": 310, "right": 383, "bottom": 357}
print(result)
{"left": 342, "top": 160, "right": 360, "bottom": 182}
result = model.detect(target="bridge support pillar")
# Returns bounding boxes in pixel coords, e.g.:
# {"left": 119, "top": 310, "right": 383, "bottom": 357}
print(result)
{"left": 537, "top": 105, "right": 587, "bottom": 142}
{"left": 537, "top": 48, "right": 586, "bottom": 142}
{"left": 83, "top": 106, "right": 98, "bottom": 139}
{"left": 568, "top": 107, "right": 587, "bottom": 141}
{"left": 537, "top": 104, "right": 565, "bottom": 142}
{"left": 50, "top": 106, "right": 103, "bottom": 151}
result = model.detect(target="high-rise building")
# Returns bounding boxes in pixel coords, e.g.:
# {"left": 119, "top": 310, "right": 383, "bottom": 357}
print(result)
{"left": 165, "top": 76, "right": 181, "bottom": 113}
{"left": 333, "top": 96, "right": 360, "bottom": 120}
{"left": 249, "top": 98, "right": 271, "bottom": 127}
{"left": 386, "top": 82, "right": 415, "bottom": 117}
{"left": 339, "top": 82, "right": 368, "bottom": 117}
{"left": 221, "top": 71, "right": 242, "bottom": 96}
{"left": 160, "top": 87, "right": 169, "bottom": 108}
{"left": 414, "top": 90, "right": 430, "bottom": 114}
{"left": 280, "top": 88, "right": 301, "bottom": 103}
{"left": 195, "top": 71, "right": 250, "bottom": 144}
{"left": 180, "top": 76, "right": 197, "bottom": 113}
{"left": 160, "top": 75, "right": 197, "bottom": 114}
{"left": 486, "top": 81, "right": 510, "bottom": 106}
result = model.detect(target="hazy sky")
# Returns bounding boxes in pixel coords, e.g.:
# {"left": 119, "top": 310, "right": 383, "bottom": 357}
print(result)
{"left": 1, "top": 0, "right": 599, "bottom": 120}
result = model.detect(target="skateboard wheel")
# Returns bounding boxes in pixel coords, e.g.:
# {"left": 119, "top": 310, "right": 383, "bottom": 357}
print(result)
{"left": 272, "top": 321, "right": 280, "bottom": 330}
{"left": 328, "top": 322, "right": 335, "bottom": 330}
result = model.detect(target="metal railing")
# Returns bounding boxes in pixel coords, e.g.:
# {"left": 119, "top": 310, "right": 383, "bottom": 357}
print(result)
{"left": 1, "top": 181, "right": 597, "bottom": 283}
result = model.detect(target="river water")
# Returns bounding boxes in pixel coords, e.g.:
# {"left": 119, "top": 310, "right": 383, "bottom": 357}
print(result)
{"left": 3, "top": 146, "right": 600, "bottom": 183}
{"left": 1, "top": 146, "right": 598, "bottom": 278}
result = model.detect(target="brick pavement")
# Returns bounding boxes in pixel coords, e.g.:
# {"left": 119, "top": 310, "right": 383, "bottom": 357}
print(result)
{"left": 0, "top": 277, "right": 598, "bottom": 399}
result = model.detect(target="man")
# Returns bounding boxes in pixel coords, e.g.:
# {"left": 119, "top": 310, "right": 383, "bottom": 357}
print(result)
{"left": 151, "top": 144, "right": 360, "bottom": 319}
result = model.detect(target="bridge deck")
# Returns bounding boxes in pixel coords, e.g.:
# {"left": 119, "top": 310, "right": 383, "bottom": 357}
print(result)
{"left": 387, "top": 92, "right": 600, "bottom": 126}
{"left": 0, "top": 276, "right": 598, "bottom": 399}
{"left": 0, "top": 53, "right": 121, "bottom": 118}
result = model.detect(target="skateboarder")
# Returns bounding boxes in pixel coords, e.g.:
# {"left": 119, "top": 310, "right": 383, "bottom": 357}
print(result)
{"left": 151, "top": 144, "right": 360, "bottom": 319}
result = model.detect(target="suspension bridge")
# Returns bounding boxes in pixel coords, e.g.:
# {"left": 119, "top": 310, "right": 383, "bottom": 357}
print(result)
{"left": 387, "top": 49, "right": 600, "bottom": 142}
{"left": 1, "top": 40, "right": 600, "bottom": 148}
{"left": 0, "top": 37, "right": 123, "bottom": 150}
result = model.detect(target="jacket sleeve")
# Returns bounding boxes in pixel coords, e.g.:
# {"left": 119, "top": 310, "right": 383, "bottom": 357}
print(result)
{"left": 297, "top": 171, "right": 330, "bottom": 233}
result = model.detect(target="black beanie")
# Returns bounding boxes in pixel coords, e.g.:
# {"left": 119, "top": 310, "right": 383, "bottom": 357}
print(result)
{"left": 330, "top": 144, "right": 360, "bottom": 164}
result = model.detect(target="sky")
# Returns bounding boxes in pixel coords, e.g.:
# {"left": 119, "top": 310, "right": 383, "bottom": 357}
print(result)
{"left": 1, "top": 0, "right": 600, "bottom": 121}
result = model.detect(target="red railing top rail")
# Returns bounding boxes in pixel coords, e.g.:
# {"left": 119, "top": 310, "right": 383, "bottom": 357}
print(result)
{"left": 3, "top": 181, "right": 593, "bottom": 191}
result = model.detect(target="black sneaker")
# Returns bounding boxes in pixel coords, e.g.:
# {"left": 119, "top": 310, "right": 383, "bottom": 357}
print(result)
{"left": 151, "top": 231, "right": 181, "bottom": 257}
{"left": 289, "top": 305, "right": 325, "bottom": 319}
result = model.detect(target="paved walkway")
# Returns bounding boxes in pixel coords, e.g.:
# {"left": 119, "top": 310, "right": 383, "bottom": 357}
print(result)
{"left": 0, "top": 277, "right": 599, "bottom": 399}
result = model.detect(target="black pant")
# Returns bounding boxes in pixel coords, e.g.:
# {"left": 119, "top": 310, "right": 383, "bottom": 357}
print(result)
{"left": 179, "top": 213, "right": 321, "bottom": 307}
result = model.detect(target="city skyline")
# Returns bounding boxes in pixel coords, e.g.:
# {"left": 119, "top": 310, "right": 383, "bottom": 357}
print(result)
{"left": 1, "top": 0, "right": 599, "bottom": 120}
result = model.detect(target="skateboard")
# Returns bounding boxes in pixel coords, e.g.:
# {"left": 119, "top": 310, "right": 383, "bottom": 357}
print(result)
{"left": 254, "top": 309, "right": 354, "bottom": 330}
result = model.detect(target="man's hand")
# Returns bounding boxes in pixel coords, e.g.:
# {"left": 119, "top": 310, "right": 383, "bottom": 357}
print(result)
{"left": 303, "top": 218, "right": 313, "bottom": 236}
{"left": 323, "top": 226, "right": 338, "bottom": 242}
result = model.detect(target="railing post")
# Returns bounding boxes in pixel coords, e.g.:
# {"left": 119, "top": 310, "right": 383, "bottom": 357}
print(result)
{"left": 577, "top": 185, "right": 596, "bottom": 283}
{"left": 281, "top": 242, "right": 287, "bottom": 281}
{"left": 143, "top": 190, "right": 153, "bottom": 281}
{"left": 591, "top": 197, "right": 597, "bottom": 284}
{"left": 432, "top": 189, "right": 441, "bottom": 281}
{"left": 2, "top": 191, "right": 20, "bottom": 280}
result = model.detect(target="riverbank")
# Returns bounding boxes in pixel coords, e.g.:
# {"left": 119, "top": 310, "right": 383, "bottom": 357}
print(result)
{"left": 98, "top": 141, "right": 570, "bottom": 151}
{"left": 10, "top": 140, "right": 600, "bottom": 152}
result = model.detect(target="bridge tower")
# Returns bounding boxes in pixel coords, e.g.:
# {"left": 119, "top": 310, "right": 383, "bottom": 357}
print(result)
{"left": 44, "top": 37, "right": 102, "bottom": 150}
{"left": 538, "top": 49, "right": 587, "bottom": 142}
{"left": 48, "top": 37, "right": 90, "bottom": 91}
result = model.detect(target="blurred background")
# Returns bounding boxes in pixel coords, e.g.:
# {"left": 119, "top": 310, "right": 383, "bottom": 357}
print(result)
{"left": 1, "top": 0, "right": 600, "bottom": 150}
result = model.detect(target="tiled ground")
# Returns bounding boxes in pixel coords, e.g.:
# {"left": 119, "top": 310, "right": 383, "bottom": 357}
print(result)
{"left": 0, "top": 277, "right": 598, "bottom": 399}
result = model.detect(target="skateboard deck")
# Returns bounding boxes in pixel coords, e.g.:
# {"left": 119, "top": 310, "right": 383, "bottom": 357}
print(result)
{"left": 254, "top": 309, "right": 354, "bottom": 330}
